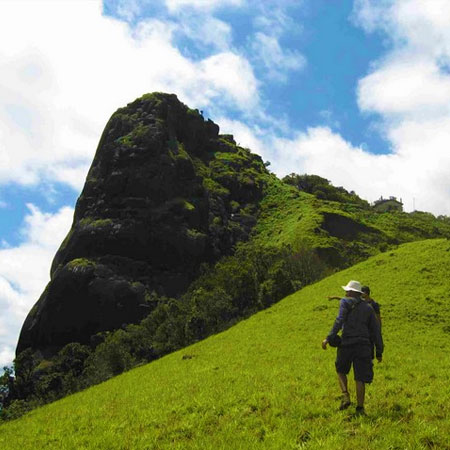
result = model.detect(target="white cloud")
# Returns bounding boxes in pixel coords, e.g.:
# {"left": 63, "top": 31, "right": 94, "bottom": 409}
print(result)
{"left": 354, "top": 0, "right": 450, "bottom": 59}
{"left": 253, "top": 6, "right": 300, "bottom": 37}
{"left": 0, "top": 0, "right": 259, "bottom": 191}
{"left": 200, "top": 53, "right": 259, "bottom": 109}
{"left": 358, "top": 55, "right": 450, "bottom": 119}
{"left": 165, "top": 0, "right": 243, "bottom": 13}
{"left": 115, "top": 0, "right": 143, "bottom": 22}
{"left": 0, "top": 346, "right": 14, "bottom": 369}
{"left": 48, "top": 163, "right": 92, "bottom": 192}
{"left": 250, "top": 6, "right": 305, "bottom": 82}
{"left": 177, "top": 15, "right": 233, "bottom": 51}
{"left": 197, "top": 17, "right": 233, "bottom": 50}
{"left": 352, "top": 0, "right": 393, "bottom": 34}
{"left": 0, "top": 204, "right": 74, "bottom": 366}
{"left": 251, "top": 32, "right": 306, "bottom": 81}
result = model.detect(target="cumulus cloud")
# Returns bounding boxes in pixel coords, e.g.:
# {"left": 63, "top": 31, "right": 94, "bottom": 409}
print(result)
{"left": 0, "top": 0, "right": 259, "bottom": 191}
{"left": 0, "top": 204, "right": 74, "bottom": 366}
{"left": 358, "top": 56, "right": 450, "bottom": 119}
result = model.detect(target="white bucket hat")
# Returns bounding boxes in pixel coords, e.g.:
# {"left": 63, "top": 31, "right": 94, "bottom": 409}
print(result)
{"left": 341, "top": 280, "right": 363, "bottom": 293}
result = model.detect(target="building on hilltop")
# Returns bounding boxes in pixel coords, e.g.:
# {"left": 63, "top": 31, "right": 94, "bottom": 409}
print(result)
{"left": 372, "top": 196, "right": 403, "bottom": 212}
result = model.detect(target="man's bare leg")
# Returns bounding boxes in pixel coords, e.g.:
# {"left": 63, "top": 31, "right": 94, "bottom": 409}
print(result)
{"left": 338, "top": 372, "right": 348, "bottom": 393}
{"left": 355, "top": 381, "right": 365, "bottom": 408}
{"left": 337, "top": 373, "right": 351, "bottom": 409}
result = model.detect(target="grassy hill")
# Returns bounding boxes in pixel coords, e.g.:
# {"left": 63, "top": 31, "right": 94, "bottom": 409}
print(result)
{"left": 2, "top": 238, "right": 450, "bottom": 449}
{"left": 254, "top": 176, "right": 450, "bottom": 267}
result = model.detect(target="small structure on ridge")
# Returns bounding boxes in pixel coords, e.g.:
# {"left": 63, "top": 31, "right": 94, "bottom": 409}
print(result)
{"left": 372, "top": 196, "right": 403, "bottom": 212}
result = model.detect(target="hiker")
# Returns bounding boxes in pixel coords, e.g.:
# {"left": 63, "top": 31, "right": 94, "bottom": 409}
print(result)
{"left": 330, "top": 285, "right": 381, "bottom": 323}
{"left": 322, "top": 280, "right": 383, "bottom": 415}
{"left": 361, "top": 285, "right": 381, "bottom": 360}
{"left": 361, "top": 285, "right": 381, "bottom": 325}
{"left": 330, "top": 286, "right": 381, "bottom": 323}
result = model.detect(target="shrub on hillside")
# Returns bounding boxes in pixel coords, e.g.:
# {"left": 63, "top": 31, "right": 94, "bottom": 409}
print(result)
{"left": 84, "top": 330, "right": 137, "bottom": 384}
{"left": 11, "top": 349, "right": 37, "bottom": 401}
{"left": 283, "top": 173, "right": 369, "bottom": 207}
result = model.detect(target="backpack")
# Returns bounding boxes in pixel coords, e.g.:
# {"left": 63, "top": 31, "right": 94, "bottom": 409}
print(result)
{"left": 328, "top": 298, "right": 362, "bottom": 347}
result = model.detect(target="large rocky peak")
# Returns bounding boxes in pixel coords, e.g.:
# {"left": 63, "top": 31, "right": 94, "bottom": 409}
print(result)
{"left": 17, "top": 93, "right": 269, "bottom": 356}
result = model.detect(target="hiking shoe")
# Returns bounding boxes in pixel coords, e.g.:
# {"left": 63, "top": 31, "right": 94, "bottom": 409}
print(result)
{"left": 339, "top": 393, "right": 351, "bottom": 410}
{"left": 355, "top": 406, "right": 366, "bottom": 416}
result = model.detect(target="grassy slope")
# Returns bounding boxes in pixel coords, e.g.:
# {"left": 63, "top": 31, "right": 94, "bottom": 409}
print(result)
{"left": 253, "top": 178, "right": 323, "bottom": 248}
{"left": 254, "top": 177, "right": 450, "bottom": 265}
{"left": 2, "top": 239, "right": 450, "bottom": 449}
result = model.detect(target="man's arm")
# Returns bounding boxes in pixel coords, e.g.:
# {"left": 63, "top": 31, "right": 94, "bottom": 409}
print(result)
{"left": 327, "top": 299, "right": 348, "bottom": 339}
{"left": 322, "top": 299, "right": 348, "bottom": 349}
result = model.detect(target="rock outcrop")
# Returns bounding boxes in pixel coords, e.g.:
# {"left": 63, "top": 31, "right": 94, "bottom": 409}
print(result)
{"left": 17, "top": 93, "right": 269, "bottom": 356}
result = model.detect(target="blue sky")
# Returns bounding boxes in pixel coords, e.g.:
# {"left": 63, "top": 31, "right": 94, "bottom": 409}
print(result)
{"left": 2, "top": 0, "right": 450, "bottom": 367}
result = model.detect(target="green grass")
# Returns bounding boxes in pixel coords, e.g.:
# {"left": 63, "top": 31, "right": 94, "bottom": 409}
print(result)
{"left": 2, "top": 239, "right": 450, "bottom": 449}
{"left": 253, "top": 177, "right": 323, "bottom": 248}
{"left": 253, "top": 176, "right": 450, "bottom": 270}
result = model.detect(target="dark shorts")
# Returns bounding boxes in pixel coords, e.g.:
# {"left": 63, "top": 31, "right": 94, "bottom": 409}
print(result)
{"left": 335, "top": 344, "right": 373, "bottom": 383}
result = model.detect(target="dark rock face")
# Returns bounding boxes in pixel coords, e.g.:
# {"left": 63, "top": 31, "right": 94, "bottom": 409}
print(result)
{"left": 17, "top": 93, "right": 268, "bottom": 356}
{"left": 316, "top": 212, "right": 383, "bottom": 267}
{"left": 320, "top": 212, "right": 380, "bottom": 241}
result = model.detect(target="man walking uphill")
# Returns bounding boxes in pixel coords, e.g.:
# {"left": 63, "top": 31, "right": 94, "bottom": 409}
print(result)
{"left": 322, "top": 280, "right": 383, "bottom": 415}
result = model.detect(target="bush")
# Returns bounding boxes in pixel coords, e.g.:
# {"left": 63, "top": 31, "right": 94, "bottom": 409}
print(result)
{"left": 0, "top": 367, "right": 13, "bottom": 410}
{"left": 0, "top": 399, "right": 36, "bottom": 421}
{"left": 283, "top": 173, "right": 369, "bottom": 207}
{"left": 12, "top": 349, "right": 39, "bottom": 400}
{"left": 84, "top": 330, "right": 136, "bottom": 384}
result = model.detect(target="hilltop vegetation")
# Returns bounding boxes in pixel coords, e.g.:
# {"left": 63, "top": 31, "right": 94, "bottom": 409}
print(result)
{"left": 283, "top": 173, "right": 370, "bottom": 207}
{"left": 1, "top": 239, "right": 450, "bottom": 449}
